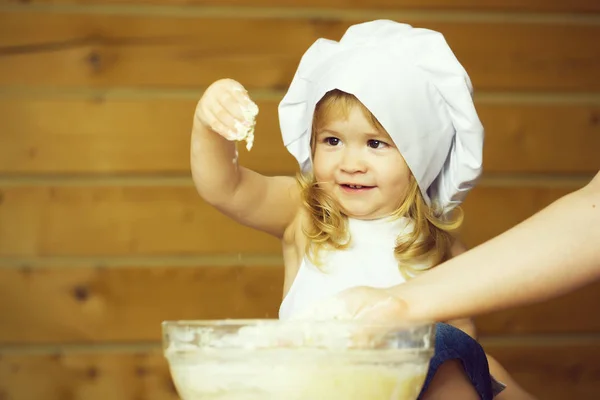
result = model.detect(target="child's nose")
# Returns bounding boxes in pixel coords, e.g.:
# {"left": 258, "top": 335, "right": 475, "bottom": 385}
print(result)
{"left": 340, "top": 149, "right": 367, "bottom": 173}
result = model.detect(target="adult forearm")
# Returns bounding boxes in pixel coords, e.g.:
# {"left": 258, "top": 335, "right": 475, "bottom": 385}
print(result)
{"left": 395, "top": 174, "right": 600, "bottom": 322}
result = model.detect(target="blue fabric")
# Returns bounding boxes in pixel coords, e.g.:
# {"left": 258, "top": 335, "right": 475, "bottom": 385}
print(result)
{"left": 418, "top": 323, "right": 499, "bottom": 399}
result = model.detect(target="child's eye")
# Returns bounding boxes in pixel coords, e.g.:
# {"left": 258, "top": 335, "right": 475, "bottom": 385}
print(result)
{"left": 367, "top": 139, "right": 387, "bottom": 149}
{"left": 324, "top": 137, "right": 340, "bottom": 146}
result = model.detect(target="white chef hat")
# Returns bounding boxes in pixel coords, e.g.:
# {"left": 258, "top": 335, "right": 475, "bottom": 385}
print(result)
{"left": 278, "top": 19, "right": 484, "bottom": 214}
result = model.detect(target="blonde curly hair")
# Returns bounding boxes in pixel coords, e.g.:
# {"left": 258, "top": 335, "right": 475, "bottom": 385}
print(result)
{"left": 297, "top": 89, "right": 463, "bottom": 279}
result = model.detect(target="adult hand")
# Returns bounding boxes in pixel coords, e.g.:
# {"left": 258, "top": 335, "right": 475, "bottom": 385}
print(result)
{"left": 292, "top": 286, "right": 411, "bottom": 323}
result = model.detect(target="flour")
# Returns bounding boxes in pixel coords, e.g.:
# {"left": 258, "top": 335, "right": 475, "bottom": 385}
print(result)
{"left": 231, "top": 90, "right": 259, "bottom": 152}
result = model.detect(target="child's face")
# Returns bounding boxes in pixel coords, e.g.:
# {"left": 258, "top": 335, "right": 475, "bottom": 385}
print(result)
{"left": 312, "top": 105, "right": 411, "bottom": 220}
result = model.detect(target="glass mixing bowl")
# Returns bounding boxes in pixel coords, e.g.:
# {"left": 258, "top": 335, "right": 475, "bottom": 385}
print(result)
{"left": 163, "top": 319, "right": 435, "bottom": 400}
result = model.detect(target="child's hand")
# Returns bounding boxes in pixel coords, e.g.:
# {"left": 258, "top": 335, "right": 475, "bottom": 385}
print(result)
{"left": 195, "top": 79, "right": 259, "bottom": 150}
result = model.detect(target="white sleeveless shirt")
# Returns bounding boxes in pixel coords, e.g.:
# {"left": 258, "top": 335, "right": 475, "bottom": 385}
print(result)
{"left": 279, "top": 216, "right": 415, "bottom": 320}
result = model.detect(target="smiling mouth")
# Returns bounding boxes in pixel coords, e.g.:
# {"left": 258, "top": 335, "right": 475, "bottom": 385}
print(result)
{"left": 340, "top": 184, "right": 375, "bottom": 191}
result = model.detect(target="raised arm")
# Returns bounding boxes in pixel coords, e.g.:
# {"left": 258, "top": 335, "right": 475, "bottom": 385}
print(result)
{"left": 397, "top": 171, "right": 600, "bottom": 322}
{"left": 191, "top": 79, "right": 300, "bottom": 238}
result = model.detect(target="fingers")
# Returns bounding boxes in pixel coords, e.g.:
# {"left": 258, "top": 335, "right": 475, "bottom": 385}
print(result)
{"left": 355, "top": 295, "right": 409, "bottom": 323}
{"left": 198, "top": 79, "right": 259, "bottom": 142}
{"left": 230, "top": 84, "right": 256, "bottom": 111}
{"left": 219, "top": 79, "right": 258, "bottom": 123}
{"left": 218, "top": 87, "right": 251, "bottom": 124}
{"left": 288, "top": 297, "right": 353, "bottom": 321}
{"left": 218, "top": 92, "right": 256, "bottom": 141}
{"left": 202, "top": 106, "right": 238, "bottom": 141}
{"left": 212, "top": 100, "right": 244, "bottom": 140}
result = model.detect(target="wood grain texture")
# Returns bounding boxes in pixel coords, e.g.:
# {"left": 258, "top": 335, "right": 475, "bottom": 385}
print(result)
{"left": 0, "top": 185, "right": 282, "bottom": 256}
{"left": 0, "top": 265, "right": 283, "bottom": 343}
{"left": 484, "top": 341, "right": 600, "bottom": 400}
{"left": 0, "top": 185, "right": 574, "bottom": 257}
{"left": 2, "top": 0, "right": 600, "bottom": 13}
{"left": 0, "top": 265, "right": 597, "bottom": 343}
{"left": 1, "top": 12, "right": 599, "bottom": 91}
{"left": 0, "top": 350, "right": 179, "bottom": 400}
{"left": 458, "top": 186, "right": 573, "bottom": 248}
{"left": 0, "top": 99, "right": 298, "bottom": 175}
{"left": 1, "top": 98, "right": 598, "bottom": 175}
{"left": 474, "top": 281, "right": 600, "bottom": 335}
{"left": 0, "top": 1, "right": 597, "bottom": 399}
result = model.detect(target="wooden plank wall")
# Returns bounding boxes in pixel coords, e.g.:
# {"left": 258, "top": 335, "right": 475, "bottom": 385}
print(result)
{"left": 0, "top": 1, "right": 599, "bottom": 399}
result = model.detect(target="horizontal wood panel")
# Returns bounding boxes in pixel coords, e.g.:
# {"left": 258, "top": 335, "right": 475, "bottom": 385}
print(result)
{"left": 0, "top": 185, "right": 574, "bottom": 256}
{"left": 483, "top": 341, "right": 600, "bottom": 400}
{"left": 458, "top": 186, "right": 573, "bottom": 247}
{"left": 1, "top": 98, "right": 598, "bottom": 175}
{"left": 1, "top": 343, "right": 599, "bottom": 400}
{"left": 0, "top": 265, "right": 283, "bottom": 343}
{"left": 4, "top": 0, "right": 600, "bottom": 13}
{"left": 0, "top": 98, "right": 298, "bottom": 175}
{"left": 480, "top": 103, "right": 600, "bottom": 173}
{"left": 0, "top": 350, "right": 179, "bottom": 400}
{"left": 0, "top": 265, "right": 598, "bottom": 343}
{"left": 474, "top": 281, "right": 600, "bottom": 335}
{"left": 0, "top": 185, "right": 282, "bottom": 256}
{"left": 1, "top": 12, "right": 599, "bottom": 91}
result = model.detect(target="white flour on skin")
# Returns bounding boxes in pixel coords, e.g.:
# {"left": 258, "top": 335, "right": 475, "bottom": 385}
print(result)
{"left": 230, "top": 98, "right": 258, "bottom": 164}
{"left": 233, "top": 89, "right": 259, "bottom": 150}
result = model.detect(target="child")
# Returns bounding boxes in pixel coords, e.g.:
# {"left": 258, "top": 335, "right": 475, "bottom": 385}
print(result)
{"left": 191, "top": 19, "right": 510, "bottom": 399}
